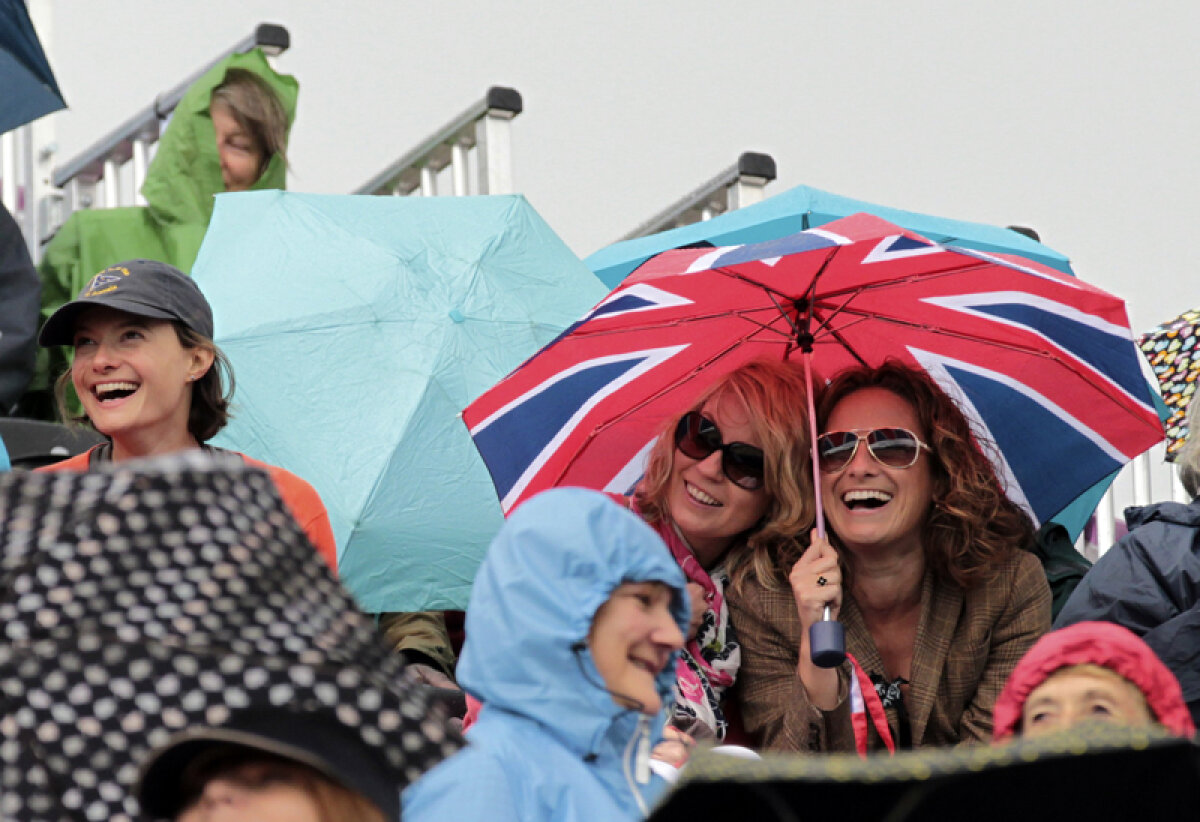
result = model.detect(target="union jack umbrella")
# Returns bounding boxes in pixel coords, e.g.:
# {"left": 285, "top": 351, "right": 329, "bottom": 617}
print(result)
{"left": 463, "top": 213, "right": 1163, "bottom": 528}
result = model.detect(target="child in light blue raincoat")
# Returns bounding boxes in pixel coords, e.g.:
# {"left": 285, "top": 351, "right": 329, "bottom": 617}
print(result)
{"left": 403, "top": 487, "right": 689, "bottom": 821}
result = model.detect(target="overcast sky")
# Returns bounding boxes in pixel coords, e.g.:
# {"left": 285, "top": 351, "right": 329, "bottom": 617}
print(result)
{"left": 40, "top": 0, "right": 1199, "bottom": 333}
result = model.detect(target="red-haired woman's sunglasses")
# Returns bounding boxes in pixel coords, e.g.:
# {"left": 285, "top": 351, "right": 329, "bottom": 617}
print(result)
{"left": 816, "top": 428, "right": 931, "bottom": 474}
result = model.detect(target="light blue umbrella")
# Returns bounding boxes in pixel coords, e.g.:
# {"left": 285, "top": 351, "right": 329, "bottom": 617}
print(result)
{"left": 192, "top": 191, "right": 607, "bottom": 612}
{"left": 586, "top": 183, "right": 1074, "bottom": 289}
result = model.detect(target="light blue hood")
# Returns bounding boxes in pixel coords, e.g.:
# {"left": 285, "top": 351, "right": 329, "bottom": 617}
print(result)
{"left": 404, "top": 489, "right": 690, "bottom": 822}
{"left": 459, "top": 488, "right": 689, "bottom": 756}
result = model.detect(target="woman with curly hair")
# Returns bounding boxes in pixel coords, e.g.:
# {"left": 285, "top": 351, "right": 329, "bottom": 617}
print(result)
{"left": 624, "top": 358, "right": 814, "bottom": 744}
{"left": 732, "top": 360, "right": 1051, "bottom": 753}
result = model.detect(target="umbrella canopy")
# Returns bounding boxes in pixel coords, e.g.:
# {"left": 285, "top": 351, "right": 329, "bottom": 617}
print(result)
{"left": 587, "top": 183, "right": 1074, "bottom": 289}
{"left": 465, "top": 213, "right": 1162, "bottom": 531}
{"left": 1139, "top": 307, "right": 1200, "bottom": 459}
{"left": 649, "top": 724, "right": 1200, "bottom": 821}
{"left": 0, "top": 452, "right": 462, "bottom": 821}
{"left": 192, "top": 190, "right": 607, "bottom": 612}
{"left": 0, "top": 0, "right": 66, "bottom": 134}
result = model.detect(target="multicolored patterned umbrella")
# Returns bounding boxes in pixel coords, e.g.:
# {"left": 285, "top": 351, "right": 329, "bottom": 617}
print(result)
{"left": 1139, "top": 307, "right": 1200, "bottom": 459}
{"left": 465, "top": 213, "right": 1163, "bottom": 530}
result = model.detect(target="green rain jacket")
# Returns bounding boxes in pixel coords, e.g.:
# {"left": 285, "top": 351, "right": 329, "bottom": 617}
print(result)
{"left": 31, "top": 49, "right": 298, "bottom": 407}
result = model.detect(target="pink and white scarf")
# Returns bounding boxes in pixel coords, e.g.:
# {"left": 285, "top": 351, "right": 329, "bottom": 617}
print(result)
{"left": 625, "top": 496, "right": 740, "bottom": 740}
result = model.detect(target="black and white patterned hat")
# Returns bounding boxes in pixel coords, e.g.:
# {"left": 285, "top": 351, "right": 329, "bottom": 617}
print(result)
{"left": 0, "top": 452, "right": 462, "bottom": 821}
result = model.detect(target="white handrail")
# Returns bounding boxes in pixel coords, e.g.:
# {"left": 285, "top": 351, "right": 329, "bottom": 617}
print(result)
{"left": 616, "top": 151, "right": 777, "bottom": 242}
{"left": 37, "top": 24, "right": 290, "bottom": 249}
{"left": 1087, "top": 443, "right": 1186, "bottom": 557}
{"left": 352, "top": 86, "right": 523, "bottom": 197}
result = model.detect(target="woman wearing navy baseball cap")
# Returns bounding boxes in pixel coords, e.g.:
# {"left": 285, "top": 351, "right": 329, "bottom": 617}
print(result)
{"left": 37, "top": 258, "right": 338, "bottom": 570}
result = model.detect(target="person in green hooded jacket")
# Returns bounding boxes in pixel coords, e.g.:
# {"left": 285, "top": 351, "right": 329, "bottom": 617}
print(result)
{"left": 24, "top": 48, "right": 298, "bottom": 419}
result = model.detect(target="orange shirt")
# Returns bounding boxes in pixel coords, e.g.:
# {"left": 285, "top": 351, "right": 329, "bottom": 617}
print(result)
{"left": 37, "top": 447, "right": 339, "bottom": 573}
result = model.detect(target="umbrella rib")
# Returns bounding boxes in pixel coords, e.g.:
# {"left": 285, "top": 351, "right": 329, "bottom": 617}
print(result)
{"left": 812, "top": 259, "right": 999, "bottom": 301}
{"left": 815, "top": 304, "right": 1088, "bottom": 363}
{"left": 563, "top": 308, "right": 797, "bottom": 342}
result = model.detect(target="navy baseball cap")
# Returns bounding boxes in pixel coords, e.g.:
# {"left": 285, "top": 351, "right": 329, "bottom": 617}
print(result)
{"left": 39, "top": 259, "right": 214, "bottom": 346}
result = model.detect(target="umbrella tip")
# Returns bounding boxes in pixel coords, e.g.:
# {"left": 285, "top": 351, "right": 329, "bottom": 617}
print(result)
{"left": 1006, "top": 225, "right": 1041, "bottom": 242}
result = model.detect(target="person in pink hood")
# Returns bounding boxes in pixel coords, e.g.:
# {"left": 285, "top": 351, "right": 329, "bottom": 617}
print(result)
{"left": 992, "top": 621, "right": 1195, "bottom": 742}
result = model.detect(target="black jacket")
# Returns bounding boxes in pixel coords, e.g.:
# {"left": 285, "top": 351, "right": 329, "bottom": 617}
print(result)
{"left": 0, "top": 203, "right": 39, "bottom": 412}
{"left": 1055, "top": 498, "right": 1200, "bottom": 724}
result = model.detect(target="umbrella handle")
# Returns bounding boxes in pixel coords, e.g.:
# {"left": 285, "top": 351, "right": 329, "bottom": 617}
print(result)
{"left": 810, "top": 603, "right": 846, "bottom": 668}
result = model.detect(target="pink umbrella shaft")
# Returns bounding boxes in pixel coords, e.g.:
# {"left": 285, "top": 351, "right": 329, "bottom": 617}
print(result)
{"left": 804, "top": 350, "right": 825, "bottom": 541}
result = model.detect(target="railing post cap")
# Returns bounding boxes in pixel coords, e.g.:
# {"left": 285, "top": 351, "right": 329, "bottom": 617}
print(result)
{"left": 255, "top": 23, "right": 290, "bottom": 54}
{"left": 486, "top": 87, "right": 523, "bottom": 116}
{"left": 737, "top": 152, "right": 776, "bottom": 181}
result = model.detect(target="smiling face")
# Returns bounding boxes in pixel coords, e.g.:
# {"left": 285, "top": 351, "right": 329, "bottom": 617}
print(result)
{"left": 1021, "top": 665, "right": 1154, "bottom": 739}
{"left": 211, "top": 100, "right": 265, "bottom": 192}
{"left": 665, "top": 395, "right": 771, "bottom": 568}
{"left": 71, "top": 306, "right": 213, "bottom": 460}
{"left": 820, "top": 388, "right": 935, "bottom": 559}
{"left": 588, "top": 581, "right": 684, "bottom": 714}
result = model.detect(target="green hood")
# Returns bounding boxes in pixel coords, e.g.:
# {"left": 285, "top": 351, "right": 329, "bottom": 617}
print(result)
{"left": 141, "top": 48, "right": 297, "bottom": 226}
{"left": 29, "top": 49, "right": 297, "bottom": 404}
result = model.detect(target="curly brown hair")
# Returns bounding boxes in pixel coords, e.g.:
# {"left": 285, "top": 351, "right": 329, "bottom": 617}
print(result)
{"left": 634, "top": 358, "right": 815, "bottom": 592}
{"left": 816, "top": 360, "right": 1034, "bottom": 590}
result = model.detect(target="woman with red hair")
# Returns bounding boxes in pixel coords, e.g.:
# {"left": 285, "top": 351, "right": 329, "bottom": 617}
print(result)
{"left": 733, "top": 361, "right": 1051, "bottom": 753}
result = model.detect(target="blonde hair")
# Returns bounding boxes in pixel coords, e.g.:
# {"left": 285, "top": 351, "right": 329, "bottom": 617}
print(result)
{"left": 634, "top": 359, "right": 815, "bottom": 591}
{"left": 1175, "top": 395, "right": 1200, "bottom": 497}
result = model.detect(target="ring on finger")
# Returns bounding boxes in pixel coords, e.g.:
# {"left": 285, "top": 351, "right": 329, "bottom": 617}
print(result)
{"left": 817, "top": 575, "right": 828, "bottom": 587}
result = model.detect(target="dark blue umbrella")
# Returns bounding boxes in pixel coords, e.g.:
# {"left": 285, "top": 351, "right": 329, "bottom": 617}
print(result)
{"left": 0, "top": 0, "right": 66, "bottom": 134}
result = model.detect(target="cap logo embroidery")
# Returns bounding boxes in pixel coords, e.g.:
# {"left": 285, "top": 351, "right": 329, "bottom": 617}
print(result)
{"left": 83, "top": 265, "right": 131, "bottom": 297}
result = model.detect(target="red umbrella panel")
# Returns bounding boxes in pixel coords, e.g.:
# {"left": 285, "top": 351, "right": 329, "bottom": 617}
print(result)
{"left": 464, "top": 214, "right": 1163, "bottom": 528}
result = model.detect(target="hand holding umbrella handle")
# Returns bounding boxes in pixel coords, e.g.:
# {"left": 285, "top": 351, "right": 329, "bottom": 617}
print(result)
{"left": 809, "top": 603, "right": 846, "bottom": 668}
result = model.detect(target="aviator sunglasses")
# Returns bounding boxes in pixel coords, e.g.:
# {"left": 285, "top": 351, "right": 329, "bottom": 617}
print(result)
{"left": 816, "top": 428, "right": 931, "bottom": 474}
{"left": 674, "top": 412, "right": 765, "bottom": 490}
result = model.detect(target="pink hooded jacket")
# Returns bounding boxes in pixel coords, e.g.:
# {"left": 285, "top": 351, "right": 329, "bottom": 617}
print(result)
{"left": 992, "top": 621, "right": 1195, "bottom": 742}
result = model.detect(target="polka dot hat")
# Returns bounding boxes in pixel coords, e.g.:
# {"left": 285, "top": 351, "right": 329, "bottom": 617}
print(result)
{"left": 0, "top": 451, "right": 462, "bottom": 821}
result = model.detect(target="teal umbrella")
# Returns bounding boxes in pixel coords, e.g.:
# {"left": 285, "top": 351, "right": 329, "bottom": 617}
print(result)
{"left": 587, "top": 183, "right": 1074, "bottom": 289}
{"left": 192, "top": 191, "right": 607, "bottom": 612}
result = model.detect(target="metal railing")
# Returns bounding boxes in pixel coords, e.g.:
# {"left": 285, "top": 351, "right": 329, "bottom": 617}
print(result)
{"left": 39, "top": 24, "right": 290, "bottom": 252}
{"left": 616, "top": 151, "right": 777, "bottom": 242}
{"left": 1087, "top": 445, "right": 1188, "bottom": 558}
{"left": 353, "top": 86, "right": 523, "bottom": 197}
